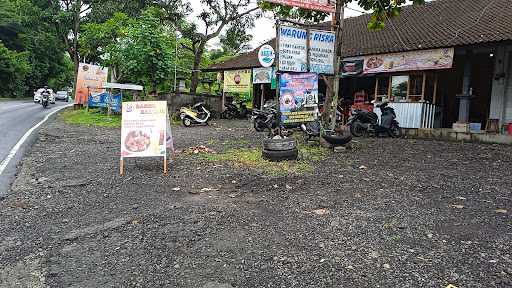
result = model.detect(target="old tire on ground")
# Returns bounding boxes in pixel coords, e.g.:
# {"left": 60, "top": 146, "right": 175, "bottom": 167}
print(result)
{"left": 262, "top": 137, "right": 297, "bottom": 151}
{"left": 322, "top": 132, "right": 352, "bottom": 146}
{"left": 262, "top": 148, "right": 298, "bottom": 161}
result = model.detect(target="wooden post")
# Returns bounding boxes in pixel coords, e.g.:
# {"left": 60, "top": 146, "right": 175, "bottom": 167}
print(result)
{"left": 260, "top": 84, "right": 265, "bottom": 109}
{"left": 433, "top": 74, "right": 438, "bottom": 105}
{"left": 421, "top": 72, "right": 427, "bottom": 101}
{"left": 163, "top": 156, "right": 168, "bottom": 175}
{"left": 120, "top": 158, "right": 124, "bottom": 176}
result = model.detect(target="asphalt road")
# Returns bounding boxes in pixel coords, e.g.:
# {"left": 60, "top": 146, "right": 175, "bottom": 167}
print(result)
{"left": 0, "top": 100, "right": 69, "bottom": 195}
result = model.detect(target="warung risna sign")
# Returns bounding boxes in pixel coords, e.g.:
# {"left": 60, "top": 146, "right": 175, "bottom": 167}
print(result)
{"left": 278, "top": 26, "right": 308, "bottom": 72}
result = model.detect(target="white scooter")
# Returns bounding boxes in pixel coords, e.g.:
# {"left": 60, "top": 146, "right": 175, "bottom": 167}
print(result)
{"left": 179, "top": 102, "right": 211, "bottom": 127}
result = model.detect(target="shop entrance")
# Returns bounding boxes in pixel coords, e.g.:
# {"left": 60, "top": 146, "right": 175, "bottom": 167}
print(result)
{"left": 438, "top": 52, "right": 495, "bottom": 128}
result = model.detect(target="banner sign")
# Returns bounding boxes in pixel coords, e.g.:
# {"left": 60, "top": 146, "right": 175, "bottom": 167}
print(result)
{"left": 258, "top": 45, "right": 275, "bottom": 68}
{"left": 253, "top": 67, "right": 273, "bottom": 84}
{"left": 363, "top": 48, "right": 454, "bottom": 74}
{"left": 265, "top": 0, "right": 335, "bottom": 13}
{"left": 88, "top": 92, "right": 122, "bottom": 112}
{"left": 341, "top": 57, "right": 364, "bottom": 77}
{"left": 121, "top": 101, "right": 167, "bottom": 158}
{"left": 279, "top": 73, "right": 319, "bottom": 123}
{"left": 223, "top": 69, "right": 252, "bottom": 93}
{"left": 278, "top": 26, "right": 308, "bottom": 72}
{"left": 309, "top": 30, "right": 335, "bottom": 74}
{"left": 75, "top": 63, "right": 108, "bottom": 105}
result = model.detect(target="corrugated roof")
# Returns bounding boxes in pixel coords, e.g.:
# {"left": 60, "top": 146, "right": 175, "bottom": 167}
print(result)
{"left": 205, "top": 0, "right": 512, "bottom": 71}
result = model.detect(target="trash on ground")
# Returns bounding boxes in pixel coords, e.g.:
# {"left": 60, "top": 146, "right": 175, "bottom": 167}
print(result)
{"left": 182, "top": 145, "right": 216, "bottom": 154}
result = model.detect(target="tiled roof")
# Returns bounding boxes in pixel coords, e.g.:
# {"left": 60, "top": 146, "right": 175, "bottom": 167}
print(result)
{"left": 205, "top": 0, "right": 512, "bottom": 71}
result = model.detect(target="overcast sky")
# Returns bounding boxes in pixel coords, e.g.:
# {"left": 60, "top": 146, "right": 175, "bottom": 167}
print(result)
{"left": 187, "top": 1, "right": 367, "bottom": 49}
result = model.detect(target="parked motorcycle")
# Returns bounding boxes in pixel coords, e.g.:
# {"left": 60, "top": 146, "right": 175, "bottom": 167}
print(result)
{"left": 180, "top": 102, "right": 211, "bottom": 127}
{"left": 347, "top": 101, "right": 402, "bottom": 137}
{"left": 251, "top": 103, "right": 293, "bottom": 137}
{"left": 221, "top": 101, "right": 251, "bottom": 119}
{"left": 41, "top": 86, "right": 50, "bottom": 109}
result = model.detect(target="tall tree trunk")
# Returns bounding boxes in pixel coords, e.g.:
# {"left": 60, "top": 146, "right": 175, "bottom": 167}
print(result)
{"left": 322, "top": 0, "right": 344, "bottom": 127}
{"left": 190, "top": 43, "right": 205, "bottom": 95}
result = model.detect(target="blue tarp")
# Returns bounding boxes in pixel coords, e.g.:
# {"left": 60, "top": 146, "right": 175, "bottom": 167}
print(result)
{"left": 88, "top": 92, "right": 122, "bottom": 112}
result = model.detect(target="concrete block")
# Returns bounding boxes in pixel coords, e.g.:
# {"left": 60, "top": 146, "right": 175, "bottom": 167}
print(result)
{"left": 453, "top": 123, "right": 470, "bottom": 133}
{"left": 456, "top": 132, "right": 471, "bottom": 142}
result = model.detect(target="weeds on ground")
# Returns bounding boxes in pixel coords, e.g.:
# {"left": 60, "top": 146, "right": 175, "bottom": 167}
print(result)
{"left": 61, "top": 109, "right": 121, "bottom": 128}
{"left": 195, "top": 143, "right": 328, "bottom": 176}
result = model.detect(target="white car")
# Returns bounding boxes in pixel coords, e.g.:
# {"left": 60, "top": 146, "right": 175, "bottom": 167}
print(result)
{"left": 34, "top": 88, "right": 56, "bottom": 104}
{"left": 56, "top": 91, "right": 69, "bottom": 101}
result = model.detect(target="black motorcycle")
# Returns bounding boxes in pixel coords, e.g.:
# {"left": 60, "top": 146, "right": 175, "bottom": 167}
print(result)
{"left": 221, "top": 101, "right": 251, "bottom": 119}
{"left": 251, "top": 103, "right": 277, "bottom": 132}
{"left": 347, "top": 102, "right": 402, "bottom": 138}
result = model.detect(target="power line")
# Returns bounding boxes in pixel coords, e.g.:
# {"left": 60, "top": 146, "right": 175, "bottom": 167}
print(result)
{"left": 447, "top": 0, "right": 497, "bottom": 44}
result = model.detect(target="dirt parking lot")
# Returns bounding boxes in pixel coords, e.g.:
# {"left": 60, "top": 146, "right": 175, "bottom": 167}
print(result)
{"left": 1, "top": 116, "right": 511, "bottom": 287}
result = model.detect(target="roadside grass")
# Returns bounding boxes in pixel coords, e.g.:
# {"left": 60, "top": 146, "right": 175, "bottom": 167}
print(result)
{"left": 194, "top": 142, "right": 329, "bottom": 176}
{"left": 61, "top": 109, "right": 121, "bottom": 128}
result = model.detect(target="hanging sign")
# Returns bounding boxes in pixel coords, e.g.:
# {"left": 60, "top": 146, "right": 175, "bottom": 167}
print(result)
{"left": 223, "top": 69, "right": 252, "bottom": 93}
{"left": 341, "top": 57, "right": 364, "bottom": 76}
{"left": 363, "top": 48, "right": 454, "bottom": 74}
{"left": 279, "top": 73, "right": 319, "bottom": 123}
{"left": 75, "top": 63, "right": 108, "bottom": 105}
{"left": 278, "top": 26, "right": 308, "bottom": 72}
{"left": 265, "top": 0, "right": 335, "bottom": 13}
{"left": 309, "top": 30, "right": 335, "bottom": 74}
{"left": 253, "top": 67, "right": 273, "bottom": 84}
{"left": 258, "top": 45, "right": 275, "bottom": 68}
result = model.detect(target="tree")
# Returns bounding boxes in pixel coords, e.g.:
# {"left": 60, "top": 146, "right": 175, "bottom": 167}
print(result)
{"left": 219, "top": 18, "right": 253, "bottom": 54}
{"left": 0, "top": 0, "right": 73, "bottom": 97}
{"left": 0, "top": 42, "right": 31, "bottom": 97}
{"left": 180, "top": 0, "right": 260, "bottom": 94}
{"left": 119, "top": 8, "right": 176, "bottom": 93}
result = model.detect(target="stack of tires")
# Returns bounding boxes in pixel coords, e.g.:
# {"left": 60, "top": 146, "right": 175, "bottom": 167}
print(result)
{"left": 262, "top": 137, "right": 298, "bottom": 161}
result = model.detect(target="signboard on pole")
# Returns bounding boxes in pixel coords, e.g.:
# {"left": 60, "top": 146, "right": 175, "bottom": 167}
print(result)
{"left": 258, "top": 45, "right": 275, "bottom": 68}
{"left": 279, "top": 73, "right": 319, "bottom": 123}
{"left": 223, "top": 69, "right": 252, "bottom": 93}
{"left": 278, "top": 26, "right": 308, "bottom": 72}
{"left": 363, "top": 48, "right": 454, "bottom": 74}
{"left": 265, "top": 0, "right": 335, "bottom": 13}
{"left": 309, "top": 30, "right": 335, "bottom": 74}
{"left": 75, "top": 63, "right": 108, "bottom": 105}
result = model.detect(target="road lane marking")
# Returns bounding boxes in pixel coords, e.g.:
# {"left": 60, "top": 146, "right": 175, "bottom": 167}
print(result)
{"left": 0, "top": 104, "right": 73, "bottom": 176}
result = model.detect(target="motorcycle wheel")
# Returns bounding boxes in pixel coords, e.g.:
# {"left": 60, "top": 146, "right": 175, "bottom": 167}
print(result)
{"left": 350, "top": 121, "right": 365, "bottom": 137}
{"left": 389, "top": 123, "right": 403, "bottom": 138}
{"left": 182, "top": 117, "right": 192, "bottom": 127}
{"left": 254, "top": 119, "right": 267, "bottom": 132}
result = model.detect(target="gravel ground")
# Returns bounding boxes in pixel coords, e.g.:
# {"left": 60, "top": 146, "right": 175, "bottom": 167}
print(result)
{"left": 0, "top": 116, "right": 511, "bottom": 288}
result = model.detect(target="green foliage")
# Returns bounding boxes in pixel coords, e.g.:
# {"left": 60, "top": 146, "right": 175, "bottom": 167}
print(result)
{"left": 0, "top": 42, "right": 31, "bottom": 98}
{"left": 61, "top": 109, "right": 121, "bottom": 128}
{"left": 0, "top": 0, "right": 73, "bottom": 97}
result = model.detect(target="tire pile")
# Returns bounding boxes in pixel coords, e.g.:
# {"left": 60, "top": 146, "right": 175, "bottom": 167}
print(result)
{"left": 262, "top": 138, "right": 298, "bottom": 161}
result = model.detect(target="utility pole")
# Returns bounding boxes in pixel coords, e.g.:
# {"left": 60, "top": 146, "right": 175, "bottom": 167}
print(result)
{"left": 323, "top": 0, "right": 344, "bottom": 129}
